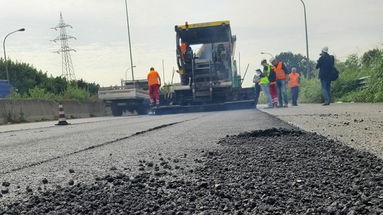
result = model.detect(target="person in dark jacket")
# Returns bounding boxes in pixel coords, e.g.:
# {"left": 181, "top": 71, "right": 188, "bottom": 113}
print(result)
{"left": 316, "top": 47, "right": 335, "bottom": 106}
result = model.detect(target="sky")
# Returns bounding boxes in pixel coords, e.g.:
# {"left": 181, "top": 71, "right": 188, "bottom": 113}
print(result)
{"left": 0, "top": 0, "right": 382, "bottom": 87}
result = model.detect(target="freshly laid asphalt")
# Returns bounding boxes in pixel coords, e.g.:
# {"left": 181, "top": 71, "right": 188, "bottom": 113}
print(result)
{"left": 1, "top": 106, "right": 382, "bottom": 214}
{"left": 0, "top": 109, "right": 287, "bottom": 207}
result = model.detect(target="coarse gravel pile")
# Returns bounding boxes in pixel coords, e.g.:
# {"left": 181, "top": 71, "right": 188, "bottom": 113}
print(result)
{"left": 1, "top": 128, "right": 383, "bottom": 214}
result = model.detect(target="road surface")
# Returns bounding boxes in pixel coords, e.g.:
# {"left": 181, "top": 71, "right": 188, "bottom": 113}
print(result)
{"left": 1, "top": 106, "right": 382, "bottom": 214}
{"left": 0, "top": 109, "right": 287, "bottom": 205}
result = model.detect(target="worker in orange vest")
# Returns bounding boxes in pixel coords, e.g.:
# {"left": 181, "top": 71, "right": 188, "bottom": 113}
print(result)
{"left": 147, "top": 67, "right": 161, "bottom": 107}
{"left": 271, "top": 59, "right": 289, "bottom": 107}
{"left": 180, "top": 42, "right": 187, "bottom": 55}
{"left": 288, "top": 67, "right": 300, "bottom": 106}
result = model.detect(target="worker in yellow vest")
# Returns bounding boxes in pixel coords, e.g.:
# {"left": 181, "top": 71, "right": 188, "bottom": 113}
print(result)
{"left": 259, "top": 60, "right": 274, "bottom": 108}
{"left": 261, "top": 59, "right": 278, "bottom": 107}
{"left": 271, "top": 59, "right": 289, "bottom": 107}
{"left": 288, "top": 67, "right": 300, "bottom": 106}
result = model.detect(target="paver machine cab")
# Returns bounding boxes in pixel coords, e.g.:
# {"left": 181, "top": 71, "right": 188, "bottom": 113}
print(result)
{"left": 172, "top": 20, "right": 251, "bottom": 105}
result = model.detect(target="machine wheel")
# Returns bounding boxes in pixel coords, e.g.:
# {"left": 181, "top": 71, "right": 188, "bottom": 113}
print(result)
{"left": 174, "top": 90, "right": 192, "bottom": 105}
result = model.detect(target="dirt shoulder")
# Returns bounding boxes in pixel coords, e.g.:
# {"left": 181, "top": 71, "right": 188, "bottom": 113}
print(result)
{"left": 260, "top": 103, "right": 383, "bottom": 159}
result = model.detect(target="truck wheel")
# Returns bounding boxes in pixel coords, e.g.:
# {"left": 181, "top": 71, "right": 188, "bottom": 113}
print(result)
{"left": 111, "top": 105, "right": 123, "bottom": 116}
{"left": 136, "top": 101, "right": 149, "bottom": 115}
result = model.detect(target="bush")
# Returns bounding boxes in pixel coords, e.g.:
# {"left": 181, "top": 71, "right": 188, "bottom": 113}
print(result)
{"left": 1, "top": 59, "right": 99, "bottom": 101}
{"left": 63, "top": 85, "right": 91, "bottom": 101}
{"left": 299, "top": 78, "right": 322, "bottom": 103}
{"left": 28, "top": 87, "right": 56, "bottom": 100}
{"left": 336, "top": 48, "right": 383, "bottom": 102}
{"left": 297, "top": 47, "right": 383, "bottom": 103}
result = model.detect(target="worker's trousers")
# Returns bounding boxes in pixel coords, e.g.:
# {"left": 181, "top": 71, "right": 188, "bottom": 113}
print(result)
{"left": 290, "top": 86, "right": 299, "bottom": 106}
{"left": 320, "top": 79, "right": 331, "bottom": 104}
{"left": 148, "top": 84, "right": 160, "bottom": 105}
{"left": 269, "top": 82, "right": 278, "bottom": 106}
{"left": 276, "top": 79, "right": 288, "bottom": 106}
{"left": 260, "top": 84, "right": 272, "bottom": 107}
{"left": 254, "top": 83, "right": 261, "bottom": 108}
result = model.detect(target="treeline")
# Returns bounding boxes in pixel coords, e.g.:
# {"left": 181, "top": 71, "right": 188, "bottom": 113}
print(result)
{"left": 0, "top": 59, "right": 100, "bottom": 101}
{"left": 274, "top": 47, "right": 383, "bottom": 103}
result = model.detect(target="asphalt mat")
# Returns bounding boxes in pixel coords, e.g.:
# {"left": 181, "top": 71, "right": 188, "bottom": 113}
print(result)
{"left": 1, "top": 128, "right": 382, "bottom": 214}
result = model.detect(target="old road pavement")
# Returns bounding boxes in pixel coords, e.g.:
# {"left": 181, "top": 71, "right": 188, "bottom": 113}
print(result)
{"left": 1, "top": 108, "right": 382, "bottom": 214}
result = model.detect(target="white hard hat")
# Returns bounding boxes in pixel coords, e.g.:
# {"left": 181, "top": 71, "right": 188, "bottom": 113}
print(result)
{"left": 322, "top": 47, "right": 329, "bottom": 53}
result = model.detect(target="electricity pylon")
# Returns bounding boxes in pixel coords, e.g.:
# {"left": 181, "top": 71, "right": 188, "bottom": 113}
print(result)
{"left": 52, "top": 12, "right": 76, "bottom": 81}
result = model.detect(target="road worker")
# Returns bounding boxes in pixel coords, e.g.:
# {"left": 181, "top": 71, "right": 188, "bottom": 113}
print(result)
{"left": 271, "top": 59, "right": 289, "bottom": 107}
{"left": 259, "top": 63, "right": 272, "bottom": 108}
{"left": 180, "top": 42, "right": 187, "bottom": 59}
{"left": 253, "top": 69, "right": 262, "bottom": 108}
{"left": 261, "top": 59, "right": 278, "bottom": 108}
{"left": 147, "top": 67, "right": 161, "bottom": 107}
{"left": 288, "top": 67, "right": 300, "bottom": 106}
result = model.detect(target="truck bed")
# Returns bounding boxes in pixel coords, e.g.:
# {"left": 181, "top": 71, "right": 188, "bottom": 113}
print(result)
{"left": 98, "top": 86, "right": 148, "bottom": 101}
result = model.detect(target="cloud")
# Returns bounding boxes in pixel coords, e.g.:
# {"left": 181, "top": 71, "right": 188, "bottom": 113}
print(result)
{"left": 0, "top": 0, "right": 382, "bottom": 87}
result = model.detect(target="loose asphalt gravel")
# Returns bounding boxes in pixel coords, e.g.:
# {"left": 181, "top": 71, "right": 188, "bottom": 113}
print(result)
{"left": 1, "top": 127, "right": 382, "bottom": 214}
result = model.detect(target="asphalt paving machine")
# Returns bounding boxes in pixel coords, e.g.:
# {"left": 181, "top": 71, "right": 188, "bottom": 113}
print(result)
{"left": 154, "top": 21, "right": 254, "bottom": 114}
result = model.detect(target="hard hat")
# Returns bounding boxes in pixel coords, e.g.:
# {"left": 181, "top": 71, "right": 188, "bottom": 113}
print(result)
{"left": 322, "top": 47, "right": 329, "bottom": 53}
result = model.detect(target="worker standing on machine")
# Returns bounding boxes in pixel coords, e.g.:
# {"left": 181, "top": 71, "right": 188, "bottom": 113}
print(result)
{"left": 180, "top": 42, "right": 187, "bottom": 59}
{"left": 147, "top": 67, "right": 161, "bottom": 107}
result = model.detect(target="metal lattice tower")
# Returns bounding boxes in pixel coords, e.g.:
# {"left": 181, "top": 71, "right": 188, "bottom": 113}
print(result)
{"left": 52, "top": 12, "right": 76, "bottom": 81}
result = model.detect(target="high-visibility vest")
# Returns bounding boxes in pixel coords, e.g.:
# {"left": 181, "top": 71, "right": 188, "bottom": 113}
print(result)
{"left": 288, "top": 72, "right": 300, "bottom": 88}
{"left": 180, "top": 43, "right": 187, "bottom": 55}
{"left": 273, "top": 62, "right": 286, "bottom": 80}
{"left": 259, "top": 65, "right": 270, "bottom": 84}
{"left": 147, "top": 70, "right": 160, "bottom": 86}
{"left": 259, "top": 76, "right": 269, "bottom": 85}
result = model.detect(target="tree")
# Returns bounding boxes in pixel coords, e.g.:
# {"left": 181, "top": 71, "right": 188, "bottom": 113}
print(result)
{"left": 274, "top": 52, "right": 316, "bottom": 78}
{"left": 0, "top": 58, "right": 99, "bottom": 98}
{"left": 361, "top": 48, "right": 381, "bottom": 67}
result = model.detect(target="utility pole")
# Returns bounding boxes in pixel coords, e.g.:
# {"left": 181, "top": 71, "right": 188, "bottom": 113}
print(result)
{"left": 238, "top": 52, "right": 241, "bottom": 76}
{"left": 52, "top": 12, "right": 76, "bottom": 81}
{"left": 171, "top": 66, "right": 175, "bottom": 85}
{"left": 125, "top": 0, "right": 135, "bottom": 81}
{"left": 162, "top": 59, "right": 165, "bottom": 84}
{"left": 300, "top": 0, "right": 310, "bottom": 79}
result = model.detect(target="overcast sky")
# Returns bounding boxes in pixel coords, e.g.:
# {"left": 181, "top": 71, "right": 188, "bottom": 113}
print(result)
{"left": 0, "top": 0, "right": 382, "bottom": 87}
